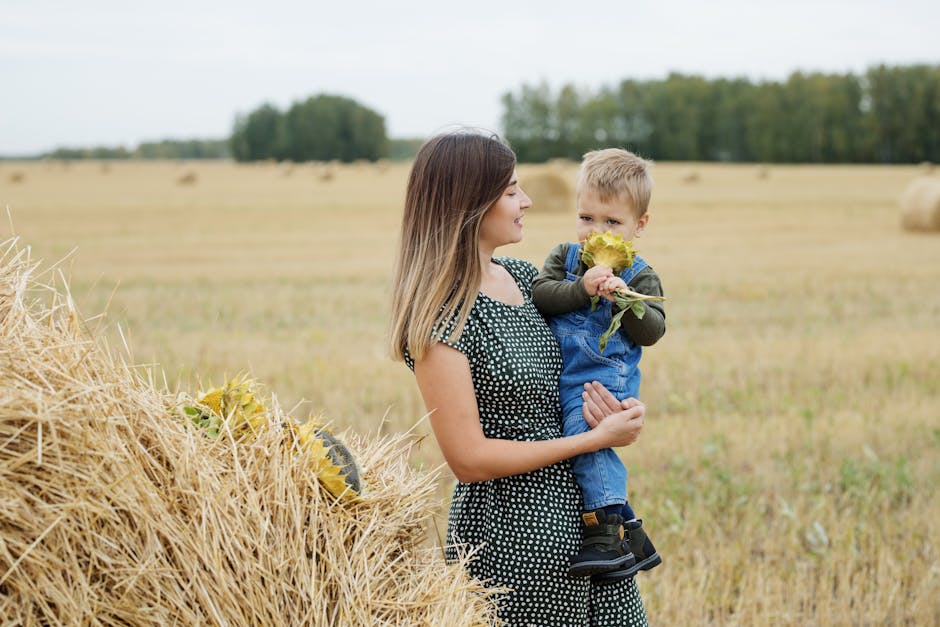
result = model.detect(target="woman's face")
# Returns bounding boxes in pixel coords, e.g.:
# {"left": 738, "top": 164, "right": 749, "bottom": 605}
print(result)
{"left": 479, "top": 171, "right": 532, "bottom": 250}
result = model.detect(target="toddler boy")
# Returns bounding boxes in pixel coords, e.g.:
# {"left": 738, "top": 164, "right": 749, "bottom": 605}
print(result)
{"left": 532, "top": 148, "right": 665, "bottom": 582}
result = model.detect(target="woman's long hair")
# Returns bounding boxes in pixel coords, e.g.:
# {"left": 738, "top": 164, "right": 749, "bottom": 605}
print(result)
{"left": 388, "top": 131, "right": 516, "bottom": 362}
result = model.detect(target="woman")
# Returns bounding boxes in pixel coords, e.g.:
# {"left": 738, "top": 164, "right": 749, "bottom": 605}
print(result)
{"left": 389, "top": 130, "right": 649, "bottom": 626}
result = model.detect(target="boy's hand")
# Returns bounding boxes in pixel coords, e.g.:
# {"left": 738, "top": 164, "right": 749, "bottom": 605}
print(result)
{"left": 582, "top": 265, "right": 613, "bottom": 297}
{"left": 596, "top": 276, "right": 628, "bottom": 302}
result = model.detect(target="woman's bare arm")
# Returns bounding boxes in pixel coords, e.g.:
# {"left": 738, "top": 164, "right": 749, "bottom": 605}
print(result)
{"left": 414, "top": 342, "right": 644, "bottom": 483}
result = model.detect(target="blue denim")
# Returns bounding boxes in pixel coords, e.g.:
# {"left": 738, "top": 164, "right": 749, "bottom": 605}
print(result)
{"left": 547, "top": 243, "right": 647, "bottom": 511}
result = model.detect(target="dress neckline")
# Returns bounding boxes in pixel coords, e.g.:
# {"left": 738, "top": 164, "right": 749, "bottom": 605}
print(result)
{"left": 479, "top": 258, "right": 527, "bottom": 308}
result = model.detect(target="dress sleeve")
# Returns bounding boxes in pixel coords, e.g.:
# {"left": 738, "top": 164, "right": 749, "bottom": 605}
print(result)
{"left": 403, "top": 304, "right": 477, "bottom": 371}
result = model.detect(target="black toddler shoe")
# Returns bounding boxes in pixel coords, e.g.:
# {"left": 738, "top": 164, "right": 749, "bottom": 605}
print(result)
{"left": 568, "top": 510, "right": 636, "bottom": 578}
{"left": 591, "top": 519, "right": 661, "bottom": 584}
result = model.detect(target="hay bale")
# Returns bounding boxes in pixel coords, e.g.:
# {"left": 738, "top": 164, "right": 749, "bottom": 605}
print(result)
{"left": 900, "top": 178, "right": 940, "bottom": 232}
{"left": 524, "top": 169, "right": 574, "bottom": 213}
{"left": 177, "top": 171, "right": 198, "bottom": 186}
{"left": 757, "top": 165, "right": 771, "bottom": 179}
{"left": 919, "top": 161, "right": 934, "bottom": 175}
{"left": 681, "top": 170, "right": 700, "bottom": 183}
{"left": 318, "top": 168, "right": 335, "bottom": 182}
{"left": 7, "top": 171, "right": 25, "bottom": 184}
{"left": 100, "top": 162, "right": 111, "bottom": 175}
{"left": 0, "top": 238, "right": 499, "bottom": 625}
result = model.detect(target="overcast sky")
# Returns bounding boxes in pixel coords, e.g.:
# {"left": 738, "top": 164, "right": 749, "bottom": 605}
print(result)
{"left": 1, "top": 0, "right": 938, "bottom": 155}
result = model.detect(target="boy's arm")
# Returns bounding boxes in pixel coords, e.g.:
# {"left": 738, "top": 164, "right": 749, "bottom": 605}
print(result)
{"left": 617, "top": 267, "right": 666, "bottom": 346}
{"left": 532, "top": 243, "right": 593, "bottom": 316}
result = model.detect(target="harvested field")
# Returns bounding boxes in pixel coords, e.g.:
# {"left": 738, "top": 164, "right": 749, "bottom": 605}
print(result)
{"left": 1, "top": 160, "right": 938, "bottom": 624}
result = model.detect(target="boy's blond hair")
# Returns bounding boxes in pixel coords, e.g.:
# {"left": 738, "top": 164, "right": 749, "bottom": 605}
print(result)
{"left": 577, "top": 148, "right": 654, "bottom": 216}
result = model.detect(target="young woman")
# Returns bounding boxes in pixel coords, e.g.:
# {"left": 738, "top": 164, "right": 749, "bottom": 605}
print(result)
{"left": 389, "top": 130, "right": 649, "bottom": 626}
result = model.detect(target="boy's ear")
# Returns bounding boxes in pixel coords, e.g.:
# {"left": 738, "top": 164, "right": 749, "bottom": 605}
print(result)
{"left": 635, "top": 213, "right": 650, "bottom": 237}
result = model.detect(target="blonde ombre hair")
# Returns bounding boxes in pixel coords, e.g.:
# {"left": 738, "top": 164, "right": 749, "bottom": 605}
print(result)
{"left": 577, "top": 148, "right": 654, "bottom": 216}
{"left": 388, "top": 131, "right": 516, "bottom": 362}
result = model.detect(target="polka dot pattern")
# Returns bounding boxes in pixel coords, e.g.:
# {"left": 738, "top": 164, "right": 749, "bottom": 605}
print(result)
{"left": 407, "top": 257, "right": 648, "bottom": 626}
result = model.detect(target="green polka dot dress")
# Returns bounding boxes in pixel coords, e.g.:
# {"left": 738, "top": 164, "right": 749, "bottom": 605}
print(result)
{"left": 407, "top": 257, "right": 648, "bottom": 626}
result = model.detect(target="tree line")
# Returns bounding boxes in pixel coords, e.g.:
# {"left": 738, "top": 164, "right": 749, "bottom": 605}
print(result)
{"left": 230, "top": 94, "right": 386, "bottom": 162}
{"left": 43, "top": 139, "right": 230, "bottom": 160}
{"left": 500, "top": 64, "right": 940, "bottom": 163}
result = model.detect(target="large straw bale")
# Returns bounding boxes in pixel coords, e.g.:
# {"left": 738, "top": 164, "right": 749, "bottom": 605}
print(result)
{"left": 0, "top": 238, "right": 499, "bottom": 625}
{"left": 899, "top": 178, "right": 940, "bottom": 232}
{"left": 524, "top": 168, "right": 575, "bottom": 214}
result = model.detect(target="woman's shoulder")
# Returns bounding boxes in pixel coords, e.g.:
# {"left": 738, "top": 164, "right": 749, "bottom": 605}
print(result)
{"left": 493, "top": 256, "right": 539, "bottom": 284}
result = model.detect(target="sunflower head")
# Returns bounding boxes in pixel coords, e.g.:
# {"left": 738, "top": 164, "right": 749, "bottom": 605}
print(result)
{"left": 580, "top": 231, "right": 636, "bottom": 273}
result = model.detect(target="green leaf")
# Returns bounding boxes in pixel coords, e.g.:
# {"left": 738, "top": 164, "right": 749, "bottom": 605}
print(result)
{"left": 183, "top": 406, "right": 201, "bottom": 416}
{"left": 599, "top": 308, "right": 629, "bottom": 353}
{"left": 590, "top": 295, "right": 600, "bottom": 312}
{"left": 631, "top": 301, "right": 646, "bottom": 319}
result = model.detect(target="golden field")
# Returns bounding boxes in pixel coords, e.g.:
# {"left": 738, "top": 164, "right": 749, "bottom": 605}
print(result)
{"left": 1, "top": 159, "right": 938, "bottom": 625}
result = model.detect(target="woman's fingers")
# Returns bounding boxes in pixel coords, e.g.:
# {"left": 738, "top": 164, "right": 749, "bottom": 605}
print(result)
{"left": 621, "top": 397, "right": 645, "bottom": 416}
{"left": 582, "top": 381, "right": 626, "bottom": 428}
{"left": 583, "top": 381, "right": 621, "bottom": 414}
{"left": 582, "top": 398, "right": 601, "bottom": 428}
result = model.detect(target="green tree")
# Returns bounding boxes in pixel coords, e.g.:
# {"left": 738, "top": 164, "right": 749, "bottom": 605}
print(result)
{"left": 501, "top": 64, "right": 939, "bottom": 163}
{"left": 231, "top": 95, "right": 385, "bottom": 163}
{"left": 231, "top": 103, "right": 282, "bottom": 162}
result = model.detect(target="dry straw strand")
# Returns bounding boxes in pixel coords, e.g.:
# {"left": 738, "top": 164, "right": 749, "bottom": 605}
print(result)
{"left": 0, "top": 237, "right": 499, "bottom": 625}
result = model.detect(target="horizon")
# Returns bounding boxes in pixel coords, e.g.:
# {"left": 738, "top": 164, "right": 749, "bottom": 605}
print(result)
{"left": 2, "top": 0, "right": 938, "bottom": 156}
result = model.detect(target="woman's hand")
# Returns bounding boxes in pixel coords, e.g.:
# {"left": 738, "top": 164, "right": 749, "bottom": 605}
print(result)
{"left": 581, "top": 381, "right": 644, "bottom": 447}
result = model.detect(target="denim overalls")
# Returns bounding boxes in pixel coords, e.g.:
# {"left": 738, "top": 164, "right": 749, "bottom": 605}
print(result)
{"left": 548, "top": 243, "right": 647, "bottom": 512}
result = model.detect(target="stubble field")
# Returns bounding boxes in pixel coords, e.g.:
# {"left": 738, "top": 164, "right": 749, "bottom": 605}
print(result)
{"left": 1, "top": 159, "right": 938, "bottom": 625}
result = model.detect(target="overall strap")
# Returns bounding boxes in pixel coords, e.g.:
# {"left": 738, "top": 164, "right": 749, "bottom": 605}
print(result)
{"left": 621, "top": 254, "right": 649, "bottom": 283}
{"left": 564, "top": 243, "right": 582, "bottom": 274}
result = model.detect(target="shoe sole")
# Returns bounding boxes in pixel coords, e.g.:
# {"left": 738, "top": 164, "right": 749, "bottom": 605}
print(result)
{"left": 568, "top": 552, "right": 636, "bottom": 578}
{"left": 591, "top": 552, "right": 662, "bottom": 585}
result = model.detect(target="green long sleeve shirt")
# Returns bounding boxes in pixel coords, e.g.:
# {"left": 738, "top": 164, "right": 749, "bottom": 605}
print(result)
{"left": 531, "top": 242, "right": 666, "bottom": 347}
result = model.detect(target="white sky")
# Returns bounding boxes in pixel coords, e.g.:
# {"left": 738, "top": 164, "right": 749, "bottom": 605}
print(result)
{"left": 1, "top": 0, "right": 938, "bottom": 155}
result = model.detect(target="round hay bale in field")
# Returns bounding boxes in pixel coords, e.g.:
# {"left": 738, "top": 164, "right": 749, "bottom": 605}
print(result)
{"left": 7, "top": 171, "right": 26, "bottom": 184}
{"left": 757, "top": 165, "right": 771, "bottom": 179}
{"left": 0, "top": 238, "right": 499, "bottom": 625}
{"left": 899, "top": 178, "right": 940, "bottom": 232}
{"left": 318, "top": 168, "right": 335, "bottom": 182}
{"left": 681, "top": 169, "right": 700, "bottom": 183}
{"left": 176, "top": 171, "right": 198, "bottom": 186}
{"left": 524, "top": 170, "right": 575, "bottom": 214}
{"left": 919, "top": 161, "right": 934, "bottom": 174}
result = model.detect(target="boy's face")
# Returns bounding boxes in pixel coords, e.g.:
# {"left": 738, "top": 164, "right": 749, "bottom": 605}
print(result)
{"left": 575, "top": 190, "right": 649, "bottom": 243}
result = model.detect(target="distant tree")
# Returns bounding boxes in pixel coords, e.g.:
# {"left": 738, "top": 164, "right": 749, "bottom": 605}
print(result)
{"left": 136, "top": 139, "right": 230, "bottom": 159}
{"left": 501, "top": 64, "right": 940, "bottom": 163}
{"left": 232, "top": 95, "right": 386, "bottom": 163}
{"left": 388, "top": 137, "right": 425, "bottom": 161}
{"left": 866, "top": 65, "right": 940, "bottom": 163}
{"left": 46, "top": 146, "right": 132, "bottom": 160}
{"left": 501, "top": 82, "right": 557, "bottom": 162}
{"left": 231, "top": 103, "right": 282, "bottom": 162}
